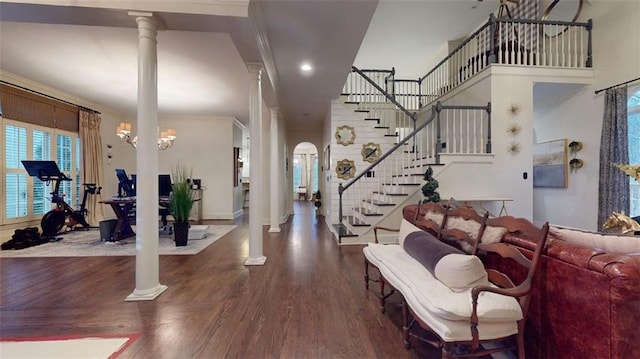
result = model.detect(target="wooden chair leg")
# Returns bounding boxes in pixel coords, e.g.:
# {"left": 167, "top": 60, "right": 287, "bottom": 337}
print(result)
{"left": 364, "top": 258, "right": 370, "bottom": 290}
{"left": 441, "top": 343, "right": 454, "bottom": 359}
{"left": 402, "top": 302, "right": 411, "bottom": 349}
{"left": 379, "top": 277, "right": 386, "bottom": 313}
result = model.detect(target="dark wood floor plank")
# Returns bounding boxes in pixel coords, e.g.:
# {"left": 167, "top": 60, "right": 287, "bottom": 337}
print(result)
{"left": 1, "top": 202, "right": 440, "bottom": 358}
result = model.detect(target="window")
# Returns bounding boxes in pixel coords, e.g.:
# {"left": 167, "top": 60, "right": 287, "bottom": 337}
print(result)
{"left": 32, "top": 129, "right": 52, "bottom": 215}
{"left": 4, "top": 124, "right": 28, "bottom": 219}
{"left": 2, "top": 118, "right": 81, "bottom": 224}
{"left": 628, "top": 88, "right": 640, "bottom": 217}
{"left": 292, "top": 153, "right": 319, "bottom": 194}
{"left": 292, "top": 155, "right": 302, "bottom": 192}
{"left": 312, "top": 155, "right": 318, "bottom": 193}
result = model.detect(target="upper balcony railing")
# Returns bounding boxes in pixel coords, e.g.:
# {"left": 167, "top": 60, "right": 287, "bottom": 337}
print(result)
{"left": 348, "top": 14, "right": 593, "bottom": 110}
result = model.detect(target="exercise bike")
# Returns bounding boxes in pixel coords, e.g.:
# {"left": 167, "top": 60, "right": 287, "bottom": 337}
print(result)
{"left": 22, "top": 161, "right": 102, "bottom": 237}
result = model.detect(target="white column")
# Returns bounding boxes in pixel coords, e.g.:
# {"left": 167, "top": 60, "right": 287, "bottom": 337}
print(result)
{"left": 245, "top": 63, "right": 267, "bottom": 265}
{"left": 268, "top": 108, "right": 280, "bottom": 233}
{"left": 126, "top": 12, "right": 167, "bottom": 301}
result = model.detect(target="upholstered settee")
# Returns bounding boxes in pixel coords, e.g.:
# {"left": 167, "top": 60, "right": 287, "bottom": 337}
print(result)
{"left": 365, "top": 203, "right": 550, "bottom": 358}
{"left": 402, "top": 204, "right": 640, "bottom": 359}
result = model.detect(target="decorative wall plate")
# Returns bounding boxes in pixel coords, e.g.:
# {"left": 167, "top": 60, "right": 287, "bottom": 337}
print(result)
{"left": 336, "top": 159, "right": 356, "bottom": 180}
{"left": 361, "top": 142, "right": 382, "bottom": 163}
{"left": 335, "top": 125, "right": 356, "bottom": 146}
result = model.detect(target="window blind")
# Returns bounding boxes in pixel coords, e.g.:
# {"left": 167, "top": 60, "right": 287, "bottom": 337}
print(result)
{"left": 0, "top": 84, "right": 79, "bottom": 132}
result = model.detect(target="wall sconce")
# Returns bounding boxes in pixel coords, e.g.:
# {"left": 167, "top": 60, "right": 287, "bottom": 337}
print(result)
{"left": 568, "top": 141, "right": 583, "bottom": 171}
{"left": 106, "top": 144, "right": 113, "bottom": 165}
{"left": 116, "top": 122, "right": 176, "bottom": 150}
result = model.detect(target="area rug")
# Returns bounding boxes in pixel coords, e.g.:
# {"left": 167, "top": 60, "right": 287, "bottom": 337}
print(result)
{"left": 0, "top": 333, "right": 139, "bottom": 358}
{"left": 0, "top": 225, "right": 236, "bottom": 258}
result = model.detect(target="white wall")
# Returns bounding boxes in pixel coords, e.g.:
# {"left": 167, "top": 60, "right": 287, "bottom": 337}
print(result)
{"left": 533, "top": 84, "right": 600, "bottom": 229}
{"left": 157, "top": 116, "right": 236, "bottom": 219}
{"left": 531, "top": 0, "right": 640, "bottom": 230}
{"left": 100, "top": 114, "right": 241, "bottom": 221}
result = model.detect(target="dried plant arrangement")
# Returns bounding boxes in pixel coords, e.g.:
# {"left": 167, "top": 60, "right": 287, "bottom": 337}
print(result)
{"left": 507, "top": 141, "right": 521, "bottom": 155}
{"left": 507, "top": 122, "right": 522, "bottom": 136}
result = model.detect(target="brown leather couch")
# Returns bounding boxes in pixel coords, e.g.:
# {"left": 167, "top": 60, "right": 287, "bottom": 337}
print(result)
{"left": 402, "top": 204, "right": 640, "bottom": 359}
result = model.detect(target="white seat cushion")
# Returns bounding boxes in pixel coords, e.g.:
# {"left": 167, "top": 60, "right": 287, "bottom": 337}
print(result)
{"left": 365, "top": 244, "right": 518, "bottom": 341}
{"left": 364, "top": 243, "right": 523, "bottom": 323}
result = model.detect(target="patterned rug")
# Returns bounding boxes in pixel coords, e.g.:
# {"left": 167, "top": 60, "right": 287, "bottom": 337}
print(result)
{"left": 0, "top": 333, "right": 139, "bottom": 358}
{"left": 0, "top": 225, "right": 236, "bottom": 258}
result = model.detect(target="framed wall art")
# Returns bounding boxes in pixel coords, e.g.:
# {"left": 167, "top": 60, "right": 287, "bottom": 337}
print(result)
{"left": 533, "top": 139, "right": 568, "bottom": 188}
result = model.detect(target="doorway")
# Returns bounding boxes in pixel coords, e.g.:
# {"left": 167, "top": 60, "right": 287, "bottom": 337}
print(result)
{"left": 292, "top": 142, "right": 319, "bottom": 210}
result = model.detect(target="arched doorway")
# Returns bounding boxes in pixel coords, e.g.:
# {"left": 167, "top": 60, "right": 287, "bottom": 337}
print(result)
{"left": 292, "top": 142, "right": 319, "bottom": 211}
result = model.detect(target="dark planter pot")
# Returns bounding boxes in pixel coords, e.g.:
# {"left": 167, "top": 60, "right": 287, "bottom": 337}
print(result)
{"left": 174, "top": 222, "right": 189, "bottom": 247}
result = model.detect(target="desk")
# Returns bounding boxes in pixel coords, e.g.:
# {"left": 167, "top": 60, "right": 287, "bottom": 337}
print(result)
{"left": 101, "top": 196, "right": 202, "bottom": 241}
{"left": 444, "top": 197, "right": 513, "bottom": 217}
{"left": 189, "top": 189, "right": 203, "bottom": 221}
{"left": 297, "top": 186, "right": 308, "bottom": 201}
{"left": 100, "top": 198, "right": 137, "bottom": 241}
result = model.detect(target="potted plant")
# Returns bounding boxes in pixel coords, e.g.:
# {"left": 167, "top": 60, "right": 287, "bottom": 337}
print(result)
{"left": 313, "top": 190, "right": 322, "bottom": 214}
{"left": 422, "top": 165, "right": 440, "bottom": 203}
{"left": 170, "top": 165, "right": 195, "bottom": 246}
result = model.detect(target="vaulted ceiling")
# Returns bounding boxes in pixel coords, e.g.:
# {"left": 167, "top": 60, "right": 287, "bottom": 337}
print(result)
{"left": 0, "top": 0, "right": 500, "bottom": 131}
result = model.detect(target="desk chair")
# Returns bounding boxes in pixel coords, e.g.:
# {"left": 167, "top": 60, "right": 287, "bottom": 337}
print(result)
{"left": 159, "top": 204, "right": 172, "bottom": 234}
{"left": 158, "top": 174, "right": 173, "bottom": 233}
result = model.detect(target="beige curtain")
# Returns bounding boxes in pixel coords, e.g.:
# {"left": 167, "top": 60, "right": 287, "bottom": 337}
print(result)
{"left": 79, "top": 110, "right": 105, "bottom": 225}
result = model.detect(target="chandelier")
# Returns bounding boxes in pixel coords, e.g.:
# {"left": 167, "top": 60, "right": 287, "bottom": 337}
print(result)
{"left": 116, "top": 122, "right": 176, "bottom": 150}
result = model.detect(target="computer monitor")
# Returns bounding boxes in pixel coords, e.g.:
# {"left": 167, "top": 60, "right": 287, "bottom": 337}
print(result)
{"left": 115, "top": 168, "right": 135, "bottom": 197}
{"left": 158, "top": 174, "right": 172, "bottom": 198}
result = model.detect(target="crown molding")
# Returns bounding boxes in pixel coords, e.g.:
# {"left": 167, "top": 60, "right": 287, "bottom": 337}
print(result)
{"left": 248, "top": 1, "right": 279, "bottom": 97}
{"left": 233, "top": 118, "right": 246, "bottom": 129}
{"left": 1, "top": 0, "right": 250, "bottom": 17}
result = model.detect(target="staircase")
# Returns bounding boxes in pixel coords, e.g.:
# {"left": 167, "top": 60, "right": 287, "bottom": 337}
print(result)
{"left": 332, "top": 67, "right": 491, "bottom": 244}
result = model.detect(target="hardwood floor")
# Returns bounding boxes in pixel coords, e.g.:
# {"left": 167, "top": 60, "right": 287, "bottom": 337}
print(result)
{"left": 1, "top": 202, "right": 440, "bottom": 358}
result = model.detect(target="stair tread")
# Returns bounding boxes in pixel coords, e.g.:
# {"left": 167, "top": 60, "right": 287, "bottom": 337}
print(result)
{"left": 354, "top": 109, "right": 369, "bottom": 113}
{"left": 333, "top": 223, "right": 358, "bottom": 238}
{"left": 364, "top": 118, "right": 380, "bottom": 121}
{"left": 354, "top": 208, "right": 383, "bottom": 216}
{"left": 344, "top": 101, "right": 359, "bottom": 105}
{"left": 364, "top": 200, "right": 395, "bottom": 206}
{"left": 345, "top": 216, "right": 370, "bottom": 227}
{"left": 374, "top": 126, "right": 389, "bottom": 129}
{"left": 383, "top": 183, "right": 421, "bottom": 186}
{"left": 372, "top": 191, "right": 409, "bottom": 196}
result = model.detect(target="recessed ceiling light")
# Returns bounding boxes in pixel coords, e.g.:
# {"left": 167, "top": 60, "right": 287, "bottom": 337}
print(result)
{"left": 300, "top": 63, "right": 312, "bottom": 72}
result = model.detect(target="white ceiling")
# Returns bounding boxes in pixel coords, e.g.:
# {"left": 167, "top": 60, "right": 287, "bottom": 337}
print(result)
{"left": 355, "top": 0, "right": 498, "bottom": 78}
{"left": 0, "top": 0, "right": 505, "bottom": 130}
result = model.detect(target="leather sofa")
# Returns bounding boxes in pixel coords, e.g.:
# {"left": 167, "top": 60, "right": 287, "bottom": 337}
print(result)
{"left": 402, "top": 204, "right": 640, "bottom": 359}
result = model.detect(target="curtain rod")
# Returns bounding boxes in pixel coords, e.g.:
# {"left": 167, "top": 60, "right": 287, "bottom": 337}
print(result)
{"left": 594, "top": 76, "right": 640, "bottom": 95}
{"left": 0, "top": 80, "right": 101, "bottom": 114}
